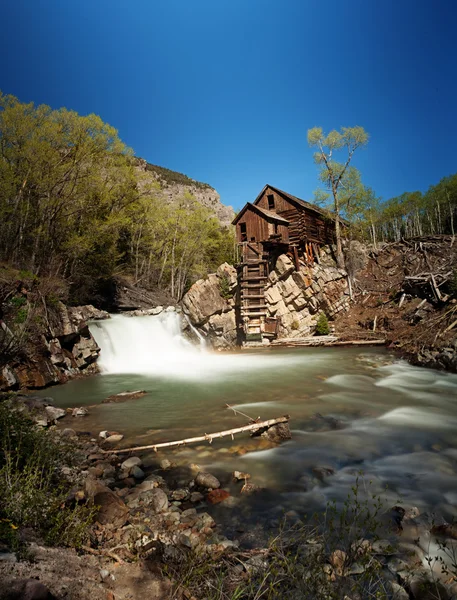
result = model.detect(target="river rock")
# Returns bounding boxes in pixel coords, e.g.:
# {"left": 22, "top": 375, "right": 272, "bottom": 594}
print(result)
{"left": 44, "top": 406, "right": 66, "bottom": 422}
{"left": 84, "top": 479, "right": 129, "bottom": 528}
{"left": 171, "top": 488, "right": 190, "bottom": 501}
{"left": 131, "top": 465, "right": 145, "bottom": 479}
{"left": 207, "top": 489, "right": 230, "bottom": 505}
{"left": 72, "top": 407, "right": 88, "bottom": 417}
{"left": 61, "top": 428, "right": 76, "bottom": 438}
{"left": 102, "top": 390, "right": 146, "bottom": 404}
{"left": 121, "top": 456, "right": 143, "bottom": 470}
{"left": 190, "top": 491, "right": 204, "bottom": 503}
{"left": 140, "top": 488, "right": 169, "bottom": 512}
{"left": 232, "top": 470, "right": 251, "bottom": 481}
{"left": 260, "top": 422, "right": 291, "bottom": 443}
{"left": 195, "top": 471, "right": 221, "bottom": 489}
{"left": 104, "top": 434, "right": 124, "bottom": 444}
{"left": 160, "top": 459, "right": 172, "bottom": 470}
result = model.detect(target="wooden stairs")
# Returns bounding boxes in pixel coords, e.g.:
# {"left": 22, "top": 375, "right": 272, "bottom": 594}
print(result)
{"left": 238, "top": 243, "right": 278, "bottom": 342}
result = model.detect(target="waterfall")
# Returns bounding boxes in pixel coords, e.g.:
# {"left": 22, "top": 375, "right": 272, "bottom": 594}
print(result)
{"left": 89, "top": 312, "right": 317, "bottom": 380}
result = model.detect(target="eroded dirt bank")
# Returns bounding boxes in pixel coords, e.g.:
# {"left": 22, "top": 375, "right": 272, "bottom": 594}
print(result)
{"left": 335, "top": 236, "right": 457, "bottom": 372}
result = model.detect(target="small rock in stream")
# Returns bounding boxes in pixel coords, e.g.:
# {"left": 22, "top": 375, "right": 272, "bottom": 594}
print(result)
{"left": 45, "top": 406, "right": 66, "bottom": 421}
{"left": 207, "top": 489, "right": 230, "bottom": 505}
{"left": 72, "top": 407, "right": 88, "bottom": 417}
{"left": 195, "top": 471, "right": 220, "bottom": 489}
{"left": 121, "top": 456, "right": 143, "bottom": 470}
{"left": 104, "top": 434, "right": 124, "bottom": 444}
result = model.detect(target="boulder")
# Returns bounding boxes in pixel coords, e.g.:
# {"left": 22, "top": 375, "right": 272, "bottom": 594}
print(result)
{"left": 203, "top": 310, "right": 237, "bottom": 348}
{"left": 182, "top": 273, "right": 232, "bottom": 326}
{"left": 44, "top": 406, "right": 66, "bottom": 422}
{"left": 84, "top": 479, "right": 129, "bottom": 528}
{"left": 275, "top": 254, "right": 295, "bottom": 279}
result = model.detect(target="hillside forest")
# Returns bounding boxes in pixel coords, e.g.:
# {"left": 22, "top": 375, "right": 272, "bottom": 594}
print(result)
{"left": 0, "top": 93, "right": 235, "bottom": 306}
{"left": 1, "top": 93, "right": 457, "bottom": 308}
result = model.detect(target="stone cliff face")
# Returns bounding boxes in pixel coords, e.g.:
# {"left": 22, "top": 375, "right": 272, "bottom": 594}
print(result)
{"left": 182, "top": 263, "right": 238, "bottom": 348}
{"left": 1, "top": 304, "right": 109, "bottom": 390}
{"left": 182, "top": 246, "right": 350, "bottom": 346}
{"left": 263, "top": 250, "right": 349, "bottom": 338}
{"left": 135, "top": 160, "right": 235, "bottom": 227}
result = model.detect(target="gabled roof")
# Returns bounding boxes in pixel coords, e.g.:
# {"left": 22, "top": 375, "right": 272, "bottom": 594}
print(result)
{"left": 232, "top": 202, "right": 290, "bottom": 226}
{"left": 254, "top": 184, "right": 332, "bottom": 220}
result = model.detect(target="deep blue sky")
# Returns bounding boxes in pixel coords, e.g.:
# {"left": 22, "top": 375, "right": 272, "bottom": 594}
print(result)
{"left": 1, "top": 0, "right": 456, "bottom": 211}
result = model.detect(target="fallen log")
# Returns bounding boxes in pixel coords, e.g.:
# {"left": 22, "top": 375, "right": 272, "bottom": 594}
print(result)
{"left": 101, "top": 415, "right": 291, "bottom": 455}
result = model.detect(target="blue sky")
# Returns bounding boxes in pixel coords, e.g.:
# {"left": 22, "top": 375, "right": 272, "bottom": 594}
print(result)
{"left": 1, "top": 0, "right": 456, "bottom": 211}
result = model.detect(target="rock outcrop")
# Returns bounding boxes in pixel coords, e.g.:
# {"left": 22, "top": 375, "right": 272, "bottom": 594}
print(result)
{"left": 135, "top": 160, "right": 235, "bottom": 227}
{"left": 0, "top": 304, "right": 109, "bottom": 390}
{"left": 182, "top": 248, "right": 350, "bottom": 346}
{"left": 265, "top": 249, "right": 349, "bottom": 338}
{"left": 182, "top": 263, "right": 238, "bottom": 348}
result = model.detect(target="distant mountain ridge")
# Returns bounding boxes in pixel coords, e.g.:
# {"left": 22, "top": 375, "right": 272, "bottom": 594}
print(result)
{"left": 135, "top": 158, "right": 235, "bottom": 227}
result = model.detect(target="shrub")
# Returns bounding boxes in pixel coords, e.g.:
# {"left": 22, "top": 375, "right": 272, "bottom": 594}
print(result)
{"left": 315, "top": 312, "right": 330, "bottom": 335}
{"left": 0, "top": 403, "right": 95, "bottom": 548}
{"left": 219, "top": 274, "right": 233, "bottom": 300}
{"left": 291, "top": 320, "right": 300, "bottom": 331}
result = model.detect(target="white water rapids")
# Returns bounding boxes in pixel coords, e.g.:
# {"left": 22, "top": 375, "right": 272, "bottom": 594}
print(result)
{"left": 89, "top": 312, "right": 317, "bottom": 379}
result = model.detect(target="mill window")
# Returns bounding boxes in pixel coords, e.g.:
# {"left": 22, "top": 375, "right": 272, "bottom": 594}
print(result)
{"left": 240, "top": 222, "right": 247, "bottom": 242}
{"left": 268, "top": 194, "right": 275, "bottom": 210}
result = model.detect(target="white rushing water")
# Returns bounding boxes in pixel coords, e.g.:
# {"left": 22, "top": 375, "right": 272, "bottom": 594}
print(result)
{"left": 89, "top": 312, "right": 317, "bottom": 380}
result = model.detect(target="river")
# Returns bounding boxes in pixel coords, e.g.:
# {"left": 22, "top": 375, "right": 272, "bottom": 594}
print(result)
{"left": 44, "top": 312, "right": 457, "bottom": 531}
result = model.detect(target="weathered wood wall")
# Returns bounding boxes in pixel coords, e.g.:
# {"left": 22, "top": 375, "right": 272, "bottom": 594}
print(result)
{"left": 235, "top": 205, "right": 289, "bottom": 244}
{"left": 256, "top": 187, "right": 334, "bottom": 245}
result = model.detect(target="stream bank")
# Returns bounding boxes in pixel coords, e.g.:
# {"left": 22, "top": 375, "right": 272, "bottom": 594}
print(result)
{"left": 2, "top": 393, "right": 457, "bottom": 600}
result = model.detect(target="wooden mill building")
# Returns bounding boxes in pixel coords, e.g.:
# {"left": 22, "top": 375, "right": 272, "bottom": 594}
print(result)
{"left": 232, "top": 184, "right": 338, "bottom": 341}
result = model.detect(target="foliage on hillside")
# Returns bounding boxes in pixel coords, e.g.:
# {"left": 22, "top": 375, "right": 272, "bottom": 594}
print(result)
{"left": 144, "top": 161, "right": 212, "bottom": 190}
{"left": 0, "top": 93, "right": 234, "bottom": 303}
{"left": 338, "top": 171, "right": 457, "bottom": 245}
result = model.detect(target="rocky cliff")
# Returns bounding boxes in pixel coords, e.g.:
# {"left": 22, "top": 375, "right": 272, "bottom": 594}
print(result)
{"left": 182, "top": 246, "right": 350, "bottom": 347}
{"left": 1, "top": 304, "right": 108, "bottom": 390}
{"left": 135, "top": 160, "right": 235, "bottom": 227}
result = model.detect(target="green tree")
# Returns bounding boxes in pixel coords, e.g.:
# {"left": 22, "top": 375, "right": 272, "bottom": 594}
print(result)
{"left": 307, "top": 126, "right": 369, "bottom": 267}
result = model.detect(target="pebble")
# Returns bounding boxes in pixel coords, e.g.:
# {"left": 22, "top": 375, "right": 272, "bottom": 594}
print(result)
{"left": 160, "top": 459, "right": 172, "bottom": 470}
{"left": 171, "top": 488, "right": 190, "bottom": 501}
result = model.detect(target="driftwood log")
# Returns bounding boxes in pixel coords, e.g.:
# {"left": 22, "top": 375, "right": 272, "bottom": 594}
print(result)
{"left": 102, "top": 415, "right": 290, "bottom": 455}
